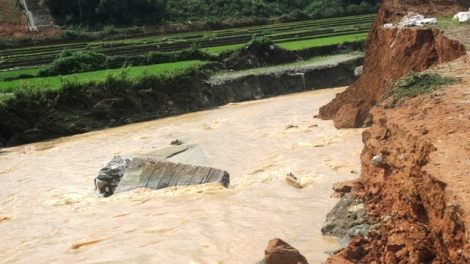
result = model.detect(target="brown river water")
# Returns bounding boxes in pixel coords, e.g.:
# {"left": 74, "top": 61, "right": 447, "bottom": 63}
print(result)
{"left": 0, "top": 87, "right": 363, "bottom": 264}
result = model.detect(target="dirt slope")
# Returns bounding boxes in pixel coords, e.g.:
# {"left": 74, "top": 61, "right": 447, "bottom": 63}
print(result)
{"left": 0, "top": 0, "right": 25, "bottom": 25}
{"left": 318, "top": 0, "right": 467, "bottom": 128}
{"left": 0, "top": 0, "right": 62, "bottom": 40}
{"left": 325, "top": 54, "right": 470, "bottom": 264}
{"left": 319, "top": 0, "right": 470, "bottom": 263}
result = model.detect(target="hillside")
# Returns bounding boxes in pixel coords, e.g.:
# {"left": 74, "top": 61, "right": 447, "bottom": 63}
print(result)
{"left": 0, "top": 0, "right": 24, "bottom": 24}
{"left": 40, "top": 0, "right": 381, "bottom": 27}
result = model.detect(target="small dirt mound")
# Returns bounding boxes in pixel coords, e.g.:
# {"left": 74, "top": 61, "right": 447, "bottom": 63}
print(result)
{"left": 223, "top": 37, "right": 299, "bottom": 71}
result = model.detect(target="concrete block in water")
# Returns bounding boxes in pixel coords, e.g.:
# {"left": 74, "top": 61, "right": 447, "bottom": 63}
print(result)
{"left": 114, "top": 158, "right": 230, "bottom": 194}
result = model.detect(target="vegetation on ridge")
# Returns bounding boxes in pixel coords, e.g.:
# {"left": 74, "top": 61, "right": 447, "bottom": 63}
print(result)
{"left": 381, "top": 71, "right": 460, "bottom": 107}
{"left": 39, "top": 0, "right": 380, "bottom": 28}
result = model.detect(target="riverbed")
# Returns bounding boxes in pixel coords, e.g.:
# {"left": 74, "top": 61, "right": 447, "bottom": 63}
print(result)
{"left": 0, "top": 87, "right": 363, "bottom": 264}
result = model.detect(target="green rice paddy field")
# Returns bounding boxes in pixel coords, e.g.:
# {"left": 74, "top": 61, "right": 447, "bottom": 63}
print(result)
{"left": 0, "top": 14, "right": 374, "bottom": 93}
{"left": 0, "top": 61, "right": 207, "bottom": 92}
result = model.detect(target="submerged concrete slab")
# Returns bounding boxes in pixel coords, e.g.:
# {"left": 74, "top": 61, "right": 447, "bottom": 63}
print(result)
{"left": 114, "top": 158, "right": 230, "bottom": 194}
{"left": 142, "top": 144, "right": 188, "bottom": 159}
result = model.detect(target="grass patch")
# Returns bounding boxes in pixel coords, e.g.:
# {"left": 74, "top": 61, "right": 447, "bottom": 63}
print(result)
{"left": 277, "top": 32, "right": 367, "bottom": 50}
{"left": 381, "top": 71, "right": 460, "bottom": 106}
{"left": 0, "top": 61, "right": 207, "bottom": 92}
{"left": 0, "top": 68, "right": 40, "bottom": 80}
{"left": 205, "top": 44, "right": 244, "bottom": 54}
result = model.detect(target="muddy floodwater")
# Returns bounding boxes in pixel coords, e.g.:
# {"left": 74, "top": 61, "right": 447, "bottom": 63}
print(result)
{"left": 0, "top": 87, "right": 363, "bottom": 264}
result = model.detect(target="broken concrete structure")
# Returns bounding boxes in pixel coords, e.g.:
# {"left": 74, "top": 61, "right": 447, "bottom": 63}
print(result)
{"left": 114, "top": 158, "right": 230, "bottom": 194}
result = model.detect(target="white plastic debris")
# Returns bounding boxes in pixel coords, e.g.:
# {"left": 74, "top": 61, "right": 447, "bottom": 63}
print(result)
{"left": 422, "top": 18, "right": 438, "bottom": 24}
{"left": 453, "top": 10, "right": 470, "bottom": 22}
{"left": 398, "top": 12, "right": 438, "bottom": 27}
{"left": 384, "top": 23, "right": 393, "bottom": 29}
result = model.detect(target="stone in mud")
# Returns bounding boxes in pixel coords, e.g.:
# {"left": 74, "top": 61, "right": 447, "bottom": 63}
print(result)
{"left": 94, "top": 156, "right": 131, "bottom": 197}
{"left": 332, "top": 180, "right": 358, "bottom": 197}
{"left": 321, "top": 193, "right": 371, "bottom": 238}
{"left": 354, "top": 66, "right": 363, "bottom": 77}
{"left": 114, "top": 158, "right": 230, "bottom": 194}
{"left": 371, "top": 155, "right": 384, "bottom": 167}
{"left": 340, "top": 224, "right": 371, "bottom": 248}
{"left": 263, "top": 238, "right": 308, "bottom": 264}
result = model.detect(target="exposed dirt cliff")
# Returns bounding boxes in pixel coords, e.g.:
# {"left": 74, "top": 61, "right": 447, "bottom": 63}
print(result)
{"left": 325, "top": 54, "right": 470, "bottom": 263}
{"left": 318, "top": 0, "right": 467, "bottom": 128}
{"left": 318, "top": 0, "right": 470, "bottom": 263}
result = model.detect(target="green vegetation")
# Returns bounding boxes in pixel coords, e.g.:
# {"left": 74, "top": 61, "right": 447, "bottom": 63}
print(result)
{"left": 277, "top": 32, "right": 367, "bottom": 50}
{"left": 39, "top": 0, "right": 380, "bottom": 28}
{"left": 0, "top": 14, "right": 374, "bottom": 63}
{"left": 381, "top": 71, "right": 460, "bottom": 106}
{"left": 1, "top": 35, "right": 365, "bottom": 84}
{"left": 0, "top": 68, "right": 40, "bottom": 81}
{"left": 0, "top": 61, "right": 206, "bottom": 92}
{"left": 37, "top": 46, "right": 212, "bottom": 76}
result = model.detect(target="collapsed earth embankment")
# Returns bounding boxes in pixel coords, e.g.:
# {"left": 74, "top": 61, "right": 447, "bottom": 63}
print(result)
{"left": 319, "top": 0, "right": 470, "bottom": 263}
{"left": 318, "top": 0, "right": 466, "bottom": 129}
{"left": 325, "top": 57, "right": 470, "bottom": 263}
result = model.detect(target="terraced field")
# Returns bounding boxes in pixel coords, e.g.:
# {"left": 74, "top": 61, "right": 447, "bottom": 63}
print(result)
{"left": 0, "top": 14, "right": 374, "bottom": 70}
{"left": 0, "top": 60, "right": 207, "bottom": 92}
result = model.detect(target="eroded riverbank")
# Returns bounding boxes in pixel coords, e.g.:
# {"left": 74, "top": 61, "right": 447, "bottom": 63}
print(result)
{"left": 0, "top": 54, "right": 363, "bottom": 147}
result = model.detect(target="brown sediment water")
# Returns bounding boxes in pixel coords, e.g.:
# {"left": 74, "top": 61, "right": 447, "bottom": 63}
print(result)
{"left": 0, "top": 87, "right": 363, "bottom": 264}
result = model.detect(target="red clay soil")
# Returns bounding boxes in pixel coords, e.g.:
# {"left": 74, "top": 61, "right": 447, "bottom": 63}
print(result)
{"left": 318, "top": 0, "right": 467, "bottom": 129}
{"left": 318, "top": 0, "right": 470, "bottom": 263}
{"left": 325, "top": 54, "right": 470, "bottom": 264}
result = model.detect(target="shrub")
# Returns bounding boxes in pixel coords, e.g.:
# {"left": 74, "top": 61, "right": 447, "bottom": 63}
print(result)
{"left": 38, "top": 50, "right": 107, "bottom": 76}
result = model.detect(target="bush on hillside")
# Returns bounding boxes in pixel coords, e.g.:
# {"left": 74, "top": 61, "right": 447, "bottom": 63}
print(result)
{"left": 38, "top": 46, "right": 214, "bottom": 77}
{"left": 38, "top": 50, "right": 106, "bottom": 76}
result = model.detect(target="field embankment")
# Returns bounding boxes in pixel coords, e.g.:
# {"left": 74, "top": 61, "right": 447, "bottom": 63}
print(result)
{"left": 320, "top": 0, "right": 470, "bottom": 263}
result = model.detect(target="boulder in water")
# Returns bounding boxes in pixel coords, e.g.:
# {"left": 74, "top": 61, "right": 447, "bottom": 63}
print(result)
{"left": 263, "top": 238, "right": 308, "bottom": 264}
{"left": 94, "top": 156, "right": 131, "bottom": 197}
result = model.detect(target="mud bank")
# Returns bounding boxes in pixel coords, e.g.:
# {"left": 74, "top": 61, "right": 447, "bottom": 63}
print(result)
{"left": 0, "top": 55, "right": 363, "bottom": 146}
{"left": 318, "top": 0, "right": 466, "bottom": 128}
{"left": 320, "top": 0, "right": 470, "bottom": 263}
{"left": 325, "top": 64, "right": 470, "bottom": 262}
